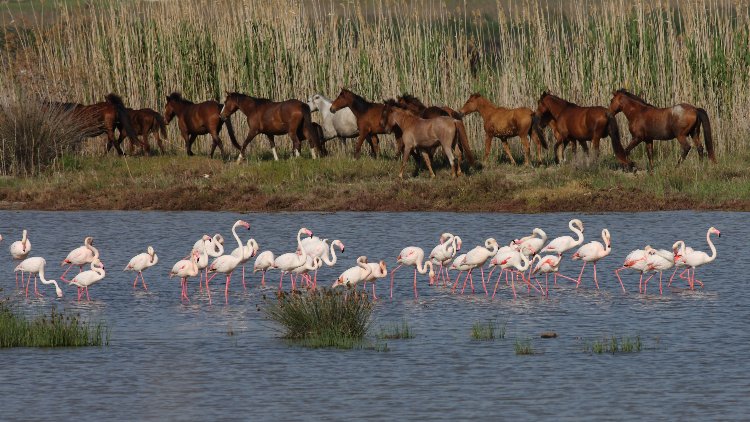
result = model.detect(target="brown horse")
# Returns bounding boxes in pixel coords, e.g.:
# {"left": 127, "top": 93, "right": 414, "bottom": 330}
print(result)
{"left": 164, "top": 92, "right": 240, "bottom": 157}
{"left": 459, "top": 93, "right": 546, "bottom": 166}
{"left": 397, "top": 94, "right": 475, "bottom": 166}
{"left": 381, "top": 104, "right": 460, "bottom": 178}
{"left": 219, "top": 92, "right": 322, "bottom": 161}
{"left": 46, "top": 93, "right": 140, "bottom": 155}
{"left": 329, "top": 89, "right": 389, "bottom": 158}
{"left": 609, "top": 89, "right": 714, "bottom": 170}
{"left": 536, "top": 92, "right": 632, "bottom": 167}
{"left": 111, "top": 108, "right": 168, "bottom": 155}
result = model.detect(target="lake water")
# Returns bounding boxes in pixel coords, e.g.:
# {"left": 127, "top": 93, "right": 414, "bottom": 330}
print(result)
{"left": 0, "top": 211, "right": 747, "bottom": 421}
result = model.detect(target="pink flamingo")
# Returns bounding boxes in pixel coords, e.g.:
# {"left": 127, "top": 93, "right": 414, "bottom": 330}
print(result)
{"left": 676, "top": 227, "right": 720, "bottom": 290}
{"left": 449, "top": 253, "right": 472, "bottom": 291}
{"left": 491, "top": 250, "right": 538, "bottom": 299}
{"left": 451, "top": 238, "right": 498, "bottom": 296}
{"left": 253, "top": 250, "right": 275, "bottom": 287}
{"left": 429, "top": 233, "right": 461, "bottom": 286}
{"left": 273, "top": 228, "right": 313, "bottom": 290}
{"left": 614, "top": 246, "right": 650, "bottom": 293}
{"left": 540, "top": 219, "right": 584, "bottom": 255}
{"left": 206, "top": 220, "right": 251, "bottom": 304}
{"left": 61, "top": 236, "right": 99, "bottom": 282}
{"left": 514, "top": 228, "right": 546, "bottom": 257}
{"left": 529, "top": 254, "right": 577, "bottom": 295}
{"left": 170, "top": 251, "right": 200, "bottom": 302}
{"left": 10, "top": 229, "right": 32, "bottom": 288}
{"left": 390, "top": 246, "right": 435, "bottom": 299}
{"left": 231, "top": 238, "right": 259, "bottom": 290}
{"left": 643, "top": 246, "right": 674, "bottom": 295}
{"left": 361, "top": 260, "right": 388, "bottom": 300}
{"left": 668, "top": 240, "right": 694, "bottom": 286}
{"left": 15, "top": 257, "right": 63, "bottom": 298}
{"left": 69, "top": 258, "right": 106, "bottom": 302}
{"left": 571, "top": 228, "right": 613, "bottom": 290}
{"left": 289, "top": 256, "right": 323, "bottom": 287}
{"left": 333, "top": 256, "right": 373, "bottom": 292}
{"left": 124, "top": 246, "right": 159, "bottom": 290}
{"left": 192, "top": 235, "right": 211, "bottom": 291}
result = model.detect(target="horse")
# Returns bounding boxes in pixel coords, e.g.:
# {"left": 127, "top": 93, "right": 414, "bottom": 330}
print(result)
{"left": 381, "top": 104, "right": 460, "bottom": 178}
{"left": 397, "top": 94, "right": 475, "bottom": 166}
{"left": 164, "top": 93, "right": 239, "bottom": 158}
{"left": 536, "top": 91, "right": 632, "bottom": 167}
{"left": 329, "top": 89, "right": 390, "bottom": 158}
{"left": 220, "top": 92, "right": 322, "bottom": 161}
{"left": 111, "top": 107, "right": 168, "bottom": 155}
{"left": 45, "top": 93, "right": 140, "bottom": 155}
{"left": 307, "top": 93, "right": 359, "bottom": 148}
{"left": 609, "top": 89, "right": 715, "bottom": 170}
{"left": 459, "top": 93, "right": 546, "bottom": 165}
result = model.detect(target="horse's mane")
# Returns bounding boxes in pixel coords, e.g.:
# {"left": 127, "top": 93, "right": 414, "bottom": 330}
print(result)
{"left": 398, "top": 94, "right": 427, "bottom": 109}
{"left": 541, "top": 91, "right": 577, "bottom": 107}
{"left": 166, "top": 92, "right": 192, "bottom": 104}
{"left": 615, "top": 89, "right": 654, "bottom": 107}
{"left": 105, "top": 93, "right": 125, "bottom": 106}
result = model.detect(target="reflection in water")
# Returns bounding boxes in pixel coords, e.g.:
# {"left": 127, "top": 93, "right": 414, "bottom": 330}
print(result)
{"left": 0, "top": 210, "right": 748, "bottom": 420}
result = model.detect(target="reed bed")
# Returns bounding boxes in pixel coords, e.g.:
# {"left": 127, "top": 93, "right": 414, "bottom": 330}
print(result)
{"left": 584, "top": 335, "right": 643, "bottom": 354}
{"left": 378, "top": 320, "right": 414, "bottom": 340}
{"left": 471, "top": 320, "right": 505, "bottom": 340}
{"left": 0, "top": 303, "right": 109, "bottom": 348}
{"left": 514, "top": 338, "right": 535, "bottom": 355}
{"left": 0, "top": 0, "right": 748, "bottom": 163}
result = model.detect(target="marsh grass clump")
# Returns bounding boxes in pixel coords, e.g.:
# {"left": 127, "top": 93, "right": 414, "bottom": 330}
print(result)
{"left": 264, "top": 289, "right": 374, "bottom": 349}
{"left": 471, "top": 320, "right": 505, "bottom": 341}
{"left": 514, "top": 338, "right": 535, "bottom": 355}
{"left": 0, "top": 303, "right": 109, "bottom": 347}
{"left": 378, "top": 321, "right": 414, "bottom": 340}
{"left": 585, "top": 335, "right": 643, "bottom": 354}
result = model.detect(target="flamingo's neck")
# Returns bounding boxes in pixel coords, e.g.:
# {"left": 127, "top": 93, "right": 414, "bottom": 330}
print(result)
{"left": 231, "top": 223, "right": 244, "bottom": 260}
{"left": 705, "top": 230, "right": 718, "bottom": 262}
{"left": 570, "top": 222, "right": 584, "bottom": 246}
{"left": 323, "top": 241, "right": 337, "bottom": 266}
{"left": 296, "top": 230, "right": 308, "bottom": 263}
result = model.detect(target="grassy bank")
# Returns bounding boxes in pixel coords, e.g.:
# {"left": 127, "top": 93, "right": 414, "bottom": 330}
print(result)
{"left": 1, "top": 151, "right": 748, "bottom": 212}
{"left": 0, "top": 303, "right": 109, "bottom": 347}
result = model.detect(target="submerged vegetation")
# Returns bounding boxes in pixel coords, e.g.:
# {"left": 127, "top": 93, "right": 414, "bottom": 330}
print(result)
{"left": 471, "top": 320, "right": 505, "bottom": 340}
{"left": 0, "top": 303, "right": 109, "bottom": 347}
{"left": 378, "top": 321, "right": 414, "bottom": 340}
{"left": 514, "top": 338, "right": 536, "bottom": 355}
{"left": 584, "top": 335, "right": 644, "bottom": 354}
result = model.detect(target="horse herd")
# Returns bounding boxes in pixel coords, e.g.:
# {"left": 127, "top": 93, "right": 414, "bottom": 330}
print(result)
{"left": 47, "top": 88, "right": 716, "bottom": 176}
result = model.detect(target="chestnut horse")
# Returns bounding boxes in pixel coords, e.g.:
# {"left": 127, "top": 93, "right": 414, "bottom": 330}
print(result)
{"left": 609, "top": 89, "right": 715, "bottom": 170}
{"left": 329, "top": 89, "right": 389, "bottom": 158}
{"left": 536, "top": 92, "right": 632, "bottom": 167}
{"left": 381, "top": 104, "right": 460, "bottom": 178}
{"left": 111, "top": 107, "right": 168, "bottom": 155}
{"left": 164, "top": 92, "right": 240, "bottom": 158}
{"left": 46, "top": 93, "right": 140, "bottom": 155}
{"left": 459, "top": 93, "right": 546, "bottom": 165}
{"left": 220, "top": 92, "right": 322, "bottom": 161}
{"left": 397, "top": 94, "right": 475, "bottom": 166}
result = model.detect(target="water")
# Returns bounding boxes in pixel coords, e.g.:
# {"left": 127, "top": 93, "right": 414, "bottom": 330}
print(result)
{"left": 0, "top": 211, "right": 747, "bottom": 421}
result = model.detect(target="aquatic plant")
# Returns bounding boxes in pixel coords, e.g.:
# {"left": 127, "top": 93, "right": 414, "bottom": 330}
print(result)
{"left": 263, "top": 289, "right": 373, "bottom": 349}
{"left": 471, "top": 320, "right": 505, "bottom": 341}
{"left": 0, "top": 303, "right": 109, "bottom": 347}
{"left": 378, "top": 320, "right": 414, "bottom": 340}
{"left": 585, "top": 335, "right": 643, "bottom": 354}
{"left": 514, "top": 338, "right": 535, "bottom": 355}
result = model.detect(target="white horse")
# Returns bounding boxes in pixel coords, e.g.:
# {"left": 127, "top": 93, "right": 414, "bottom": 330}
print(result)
{"left": 307, "top": 93, "right": 359, "bottom": 144}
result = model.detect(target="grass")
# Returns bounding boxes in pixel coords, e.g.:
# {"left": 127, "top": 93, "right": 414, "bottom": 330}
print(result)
{"left": 584, "top": 335, "right": 643, "bottom": 354}
{"left": 471, "top": 320, "right": 505, "bottom": 340}
{"left": 378, "top": 320, "right": 414, "bottom": 340}
{"left": 514, "top": 338, "right": 535, "bottom": 355}
{"left": 0, "top": 303, "right": 109, "bottom": 347}
{"left": 263, "top": 289, "right": 374, "bottom": 349}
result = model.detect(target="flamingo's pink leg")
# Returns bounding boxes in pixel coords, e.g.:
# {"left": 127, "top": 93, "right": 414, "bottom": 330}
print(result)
{"left": 25, "top": 272, "right": 32, "bottom": 298}
{"left": 34, "top": 275, "right": 43, "bottom": 297}
{"left": 510, "top": 274, "right": 517, "bottom": 299}
{"left": 613, "top": 268, "right": 626, "bottom": 293}
{"left": 461, "top": 270, "right": 471, "bottom": 295}
{"left": 451, "top": 271, "right": 463, "bottom": 293}
{"left": 85, "top": 287, "right": 91, "bottom": 301}
{"left": 576, "top": 262, "right": 586, "bottom": 287}
{"left": 413, "top": 269, "right": 418, "bottom": 299}
{"left": 390, "top": 264, "right": 403, "bottom": 299}
{"left": 469, "top": 271, "right": 475, "bottom": 293}
{"left": 643, "top": 274, "right": 655, "bottom": 294}
{"left": 480, "top": 267, "right": 488, "bottom": 296}
{"left": 592, "top": 263, "right": 599, "bottom": 289}
{"left": 225, "top": 274, "right": 231, "bottom": 305}
{"left": 242, "top": 266, "right": 247, "bottom": 291}
{"left": 372, "top": 282, "right": 378, "bottom": 300}
{"left": 261, "top": 271, "right": 266, "bottom": 287}
{"left": 279, "top": 271, "right": 284, "bottom": 291}
{"left": 545, "top": 274, "right": 549, "bottom": 296}
{"left": 141, "top": 273, "right": 149, "bottom": 291}
{"left": 667, "top": 267, "right": 679, "bottom": 287}
{"left": 659, "top": 272, "right": 663, "bottom": 295}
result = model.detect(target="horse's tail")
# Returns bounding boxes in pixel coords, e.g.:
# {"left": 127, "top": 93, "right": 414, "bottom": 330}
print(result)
{"left": 697, "top": 108, "right": 716, "bottom": 163}
{"left": 301, "top": 105, "right": 324, "bottom": 157}
{"left": 155, "top": 112, "right": 168, "bottom": 138}
{"left": 222, "top": 112, "right": 242, "bottom": 152}
{"left": 531, "top": 112, "right": 548, "bottom": 149}
{"left": 454, "top": 119, "right": 475, "bottom": 165}
{"left": 107, "top": 93, "right": 138, "bottom": 144}
{"left": 606, "top": 112, "right": 632, "bottom": 166}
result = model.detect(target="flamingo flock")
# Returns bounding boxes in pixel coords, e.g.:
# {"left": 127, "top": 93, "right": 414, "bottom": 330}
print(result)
{"left": 1, "top": 220, "right": 723, "bottom": 304}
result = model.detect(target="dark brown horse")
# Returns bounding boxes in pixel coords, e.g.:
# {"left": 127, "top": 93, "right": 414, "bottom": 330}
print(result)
{"left": 537, "top": 92, "right": 632, "bottom": 167}
{"left": 609, "top": 89, "right": 714, "bottom": 170}
{"left": 111, "top": 108, "right": 168, "bottom": 155}
{"left": 46, "top": 93, "right": 140, "bottom": 155}
{"left": 459, "top": 93, "right": 546, "bottom": 165}
{"left": 219, "top": 92, "right": 322, "bottom": 161}
{"left": 164, "top": 92, "right": 240, "bottom": 157}
{"left": 397, "top": 94, "right": 475, "bottom": 165}
{"left": 329, "top": 89, "right": 389, "bottom": 158}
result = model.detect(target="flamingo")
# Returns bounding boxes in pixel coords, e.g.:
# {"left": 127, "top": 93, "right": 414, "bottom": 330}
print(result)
{"left": 390, "top": 246, "right": 435, "bottom": 299}
{"left": 361, "top": 260, "right": 388, "bottom": 300}
{"left": 313, "top": 239, "right": 345, "bottom": 286}
{"left": 491, "top": 250, "right": 539, "bottom": 299}
{"left": 451, "top": 238, "right": 498, "bottom": 296}
{"left": 530, "top": 254, "right": 575, "bottom": 295}
{"left": 14, "top": 257, "right": 63, "bottom": 298}
{"left": 485, "top": 241, "right": 522, "bottom": 287}
{"left": 540, "top": 219, "right": 584, "bottom": 255}
{"left": 289, "top": 257, "right": 324, "bottom": 287}
{"left": 61, "top": 236, "right": 99, "bottom": 282}
{"left": 10, "top": 229, "right": 32, "bottom": 288}
{"left": 273, "top": 228, "right": 313, "bottom": 290}
{"left": 206, "top": 220, "right": 251, "bottom": 304}
{"left": 191, "top": 234, "right": 211, "bottom": 290}
{"left": 571, "top": 229, "right": 613, "bottom": 290}
{"left": 231, "top": 238, "right": 259, "bottom": 290}
{"left": 124, "top": 246, "right": 159, "bottom": 290}
{"left": 514, "top": 228, "right": 546, "bottom": 257}
{"left": 253, "top": 251, "right": 276, "bottom": 287}
{"left": 68, "top": 258, "right": 106, "bottom": 301}
{"left": 429, "top": 233, "right": 461, "bottom": 286}
{"left": 676, "top": 227, "right": 721, "bottom": 290}
{"left": 170, "top": 251, "right": 201, "bottom": 302}
{"left": 614, "top": 246, "right": 651, "bottom": 293}
{"left": 448, "top": 253, "right": 472, "bottom": 292}
{"left": 333, "top": 256, "right": 373, "bottom": 293}
{"left": 643, "top": 246, "right": 674, "bottom": 295}
{"left": 669, "top": 240, "right": 695, "bottom": 286}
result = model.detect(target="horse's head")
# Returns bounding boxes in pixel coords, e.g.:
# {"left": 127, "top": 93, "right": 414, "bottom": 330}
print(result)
{"left": 397, "top": 94, "right": 425, "bottom": 113}
{"left": 329, "top": 88, "right": 353, "bottom": 113}
{"left": 536, "top": 91, "right": 552, "bottom": 116}
{"left": 609, "top": 89, "right": 627, "bottom": 114}
{"left": 459, "top": 93, "right": 482, "bottom": 115}
{"left": 220, "top": 92, "right": 240, "bottom": 120}
{"left": 380, "top": 100, "right": 402, "bottom": 132}
{"left": 307, "top": 93, "right": 324, "bottom": 112}
{"left": 164, "top": 97, "right": 176, "bottom": 124}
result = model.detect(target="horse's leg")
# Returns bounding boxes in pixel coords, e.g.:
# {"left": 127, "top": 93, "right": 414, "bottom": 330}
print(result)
{"left": 400, "top": 144, "right": 413, "bottom": 179}
{"left": 370, "top": 134, "right": 380, "bottom": 158}
{"left": 591, "top": 136, "right": 601, "bottom": 161}
{"left": 420, "top": 150, "right": 436, "bottom": 178}
{"left": 108, "top": 127, "right": 124, "bottom": 156}
{"left": 353, "top": 132, "right": 367, "bottom": 159}
{"left": 554, "top": 139, "right": 565, "bottom": 163}
{"left": 110, "top": 130, "right": 124, "bottom": 153}
{"left": 483, "top": 133, "right": 493, "bottom": 162}
{"left": 689, "top": 128, "right": 705, "bottom": 159}
{"left": 140, "top": 133, "right": 151, "bottom": 156}
{"left": 185, "top": 132, "right": 196, "bottom": 156}
{"left": 454, "top": 145, "right": 463, "bottom": 176}
{"left": 266, "top": 135, "right": 278, "bottom": 161}
{"left": 209, "top": 127, "right": 225, "bottom": 159}
{"left": 676, "top": 135, "right": 691, "bottom": 165}
{"left": 645, "top": 141, "right": 654, "bottom": 172}
{"left": 442, "top": 141, "right": 457, "bottom": 178}
{"left": 519, "top": 133, "right": 532, "bottom": 166}
{"left": 288, "top": 127, "right": 302, "bottom": 158}
{"left": 154, "top": 129, "right": 166, "bottom": 155}
{"left": 501, "top": 139, "right": 516, "bottom": 165}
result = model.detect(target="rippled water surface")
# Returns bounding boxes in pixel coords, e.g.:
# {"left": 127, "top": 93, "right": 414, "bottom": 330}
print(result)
{"left": 0, "top": 211, "right": 748, "bottom": 421}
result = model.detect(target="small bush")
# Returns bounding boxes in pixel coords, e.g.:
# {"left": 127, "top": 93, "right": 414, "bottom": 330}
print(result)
{"left": 585, "top": 335, "right": 643, "bottom": 354}
{"left": 514, "top": 338, "right": 535, "bottom": 355}
{"left": 378, "top": 321, "right": 414, "bottom": 340}
{"left": 471, "top": 320, "right": 505, "bottom": 341}
{"left": 0, "top": 303, "right": 109, "bottom": 347}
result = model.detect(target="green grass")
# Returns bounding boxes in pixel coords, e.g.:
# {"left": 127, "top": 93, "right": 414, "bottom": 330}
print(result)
{"left": 471, "top": 320, "right": 505, "bottom": 341}
{"left": 263, "top": 289, "right": 373, "bottom": 349}
{"left": 584, "top": 335, "right": 643, "bottom": 354}
{"left": 0, "top": 303, "right": 109, "bottom": 348}
{"left": 514, "top": 338, "right": 535, "bottom": 355}
{"left": 378, "top": 321, "right": 414, "bottom": 340}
